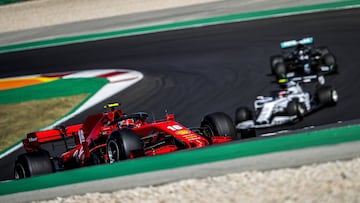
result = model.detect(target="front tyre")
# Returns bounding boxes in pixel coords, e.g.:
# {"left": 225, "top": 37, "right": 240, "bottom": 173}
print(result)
{"left": 322, "top": 53, "right": 337, "bottom": 73}
{"left": 14, "top": 150, "right": 54, "bottom": 179}
{"left": 270, "top": 55, "right": 284, "bottom": 74}
{"left": 201, "top": 112, "right": 236, "bottom": 139}
{"left": 235, "top": 107, "right": 252, "bottom": 124}
{"left": 106, "top": 129, "right": 143, "bottom": 163}
{"left": 287, "top": 101, "right": 298, "bottom": 116}
{"left": 274, "top": 62, "right": 287, "bottom": 80}
{"left": 287, "top": 101, "right": 306, "bottom": 120}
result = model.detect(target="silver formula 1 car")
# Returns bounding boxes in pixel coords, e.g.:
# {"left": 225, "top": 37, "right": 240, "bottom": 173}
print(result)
{"left": 235, "top": 79, "right": 338, "bottom": 136}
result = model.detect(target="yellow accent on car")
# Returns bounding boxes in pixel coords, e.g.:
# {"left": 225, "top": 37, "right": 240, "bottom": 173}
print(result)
{"left": 278, "top": 78, "right": 288, "bottom": 84}
{"left": 104, "top": 102, "right": 120, "bottom": 109}
{"left": 176, "top": 129, "right": 191, "bottom": 135}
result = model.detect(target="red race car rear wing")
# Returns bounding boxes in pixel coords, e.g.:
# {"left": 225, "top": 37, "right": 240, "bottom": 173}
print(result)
{"left": 23, "top": 124, "right": 82, "bottom": 152}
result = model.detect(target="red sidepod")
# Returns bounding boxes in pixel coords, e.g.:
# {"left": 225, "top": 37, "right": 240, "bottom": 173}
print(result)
{"left": 133, "top": 119, "right": 210, "bottom": 156}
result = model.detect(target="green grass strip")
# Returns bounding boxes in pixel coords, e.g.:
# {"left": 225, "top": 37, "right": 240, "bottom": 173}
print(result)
{"left": 0, "top": 1, "right": 359, "bottom": 53}
{"left": 0, "top": 78, "right": 108, "bottom": 104}
{"left": 1, "top": 123, "right": 359, "bottom": 195}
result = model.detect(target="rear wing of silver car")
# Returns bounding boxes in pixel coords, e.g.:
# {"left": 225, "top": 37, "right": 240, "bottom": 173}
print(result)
{"left": 278, "top": 74, "right": 325, "bottom": 85}
{"left": 280, "top": 37, "right": 314, "bottom": 49}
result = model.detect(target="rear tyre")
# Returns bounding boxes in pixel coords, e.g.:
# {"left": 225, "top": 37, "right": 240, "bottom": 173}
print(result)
{"left": 234, "top": 107, "right": 256, "bottom": 138}
{"left": 14, "top": 150, "right": 54, "bottom": 179}
{"left": 106, "top": 129, "right": 143, "bottom": 163}
{"left": 270, "top": 55, "right": 284, "bottom": 74}
{"left": 315, "top": 86, "right": 338, "bottom": 106}
{"left": 297, "top": 103, "right": 306, "bottom": 120}
{"left": 201, "top": 112, "right": 236, "bottom": 139}
{"left": 286, "top": 101, "right": 298, "bottom": 116}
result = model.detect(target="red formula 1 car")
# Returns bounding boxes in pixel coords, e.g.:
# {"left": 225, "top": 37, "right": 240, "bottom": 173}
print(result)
{"left": 14, "top": 103, "right": 237, "bottom": 179}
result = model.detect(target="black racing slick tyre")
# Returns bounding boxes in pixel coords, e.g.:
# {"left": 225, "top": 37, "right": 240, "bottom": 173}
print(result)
{"left": 235, "top": 107, "right": 252, "bottom": 124}
{"left": 287, "top": 101, "right": 298, "bottom": 116}
{"left": 201, "top": 112, "right": 236, "bottom": 139}
{"left": 14, "top": 150, "right": 54, "bottom": 179}
{"left": 297, "top": 103, "right": 307, "bottom": 120}
{"left": 234, "top": 107, "right": 256, "bottom": 139}
{"left": 274, "top": 62, "right": 287, "bottom": 79}
{"left": 106, "top": 129, "right": 143, "bottom": 163}
{"left": 286, "top": 101, "right": 306, "bottom": 120}
{"left": 315, "top": 86, "right": 338, "bottom": 106}
{"left": 322, "top": 53, "right": 337, "bottom": 73}
{"left": 270, "top": 55, "right": 284, "bottom": 74}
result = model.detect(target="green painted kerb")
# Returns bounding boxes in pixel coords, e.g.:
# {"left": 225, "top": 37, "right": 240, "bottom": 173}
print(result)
{"left": 0, "top": 123, "right": 359, "bottom": 195}
{"left": 0, "top": 1, "right": 359, "bottom": 53}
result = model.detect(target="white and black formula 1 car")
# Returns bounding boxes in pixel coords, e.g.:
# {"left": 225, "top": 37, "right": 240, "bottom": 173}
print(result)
{"left": 235, "top": 79, "right": 338, "bottom": 137}
{"left": 270, "top": 37, "right": 338, "bottom": 81}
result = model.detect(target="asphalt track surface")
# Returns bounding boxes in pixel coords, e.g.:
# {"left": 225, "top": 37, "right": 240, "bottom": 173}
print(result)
{"left": 1, "top": 8, "right": 360, "bottom": 181}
